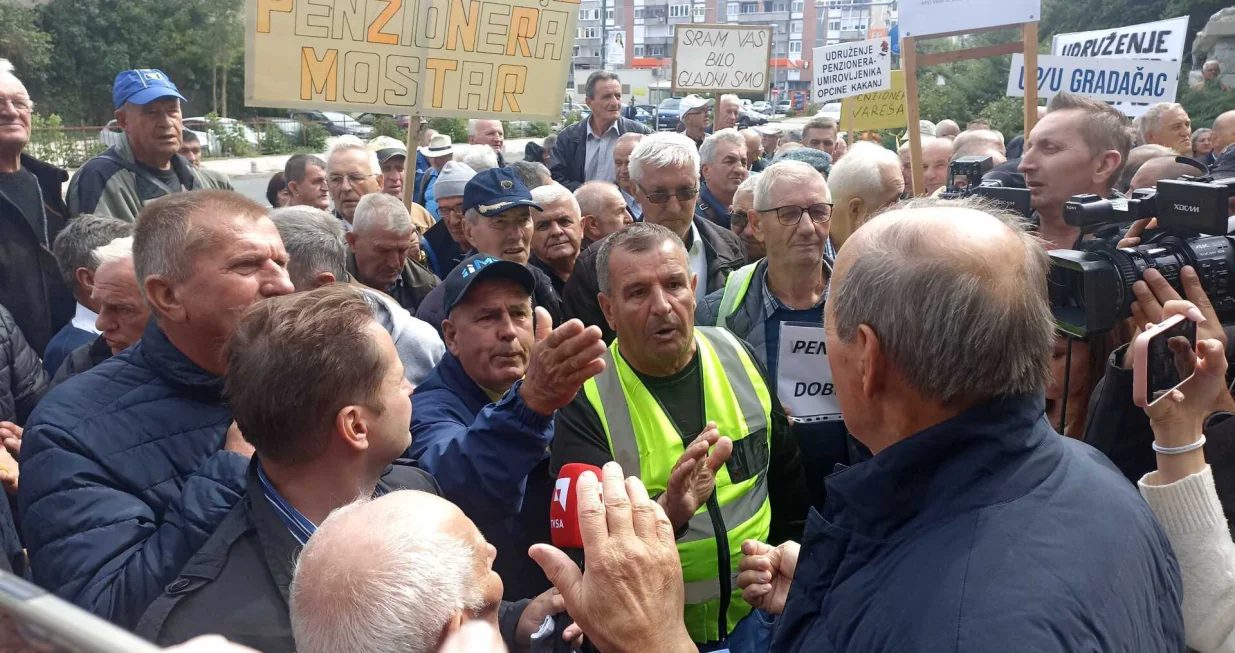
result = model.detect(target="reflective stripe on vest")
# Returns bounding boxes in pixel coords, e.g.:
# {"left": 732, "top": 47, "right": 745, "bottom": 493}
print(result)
{"left": 582, "top": 326, "right": 773, "bottom": 643}
{"left": 715, "top": 262, "right": 759, "bottom": 328}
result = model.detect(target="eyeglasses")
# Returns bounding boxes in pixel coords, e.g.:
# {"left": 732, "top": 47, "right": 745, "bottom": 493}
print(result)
{"left": 0, "top": 97, "right": 32, "bottom": 113}
{"left": 439, "top": 204, "right": 465, "bottom": 217}
{"left": 637, "top": 183, "right": 698, "bottom": 205}
{"left": 729, "top": 209, "right": 750, "bottom": 230}
{"left": 762, "top": 203, "right": 833, "bottom": 226}
{"left": 327, "top": 173, "right": 378, "bottom": 188}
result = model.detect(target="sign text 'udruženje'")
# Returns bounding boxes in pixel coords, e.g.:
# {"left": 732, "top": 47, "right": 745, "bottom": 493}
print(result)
{"left": 246, "top": 0, "right": 578, "bottom": 121}
{"left": 812, "top": 37, "right": 892, "bottom": 103}
{"left": 672, "top": 24, "right": 771, "bottom": 94}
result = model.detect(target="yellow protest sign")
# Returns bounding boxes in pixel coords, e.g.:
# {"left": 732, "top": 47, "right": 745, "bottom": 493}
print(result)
{"left": 245, "top": 0, "right": 579, "bottom": 121}
{"left": 840, "top": 69, "right": 906, "bottom": 131}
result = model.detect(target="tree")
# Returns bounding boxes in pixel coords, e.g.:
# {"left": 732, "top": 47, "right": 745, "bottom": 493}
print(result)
{"left": 0, "top": 3, "right": 52, "bottom": 84}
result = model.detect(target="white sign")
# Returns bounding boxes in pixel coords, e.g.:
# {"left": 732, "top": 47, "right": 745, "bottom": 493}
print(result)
{"left": 1051, "top": 16, "right": 1188, "bottom": 118}
{"left": 607, "top": 31, "right": 626, "bottom": 67}
{"left": 672, "top": 24, "right": 771, "bottom": 94}
{"left": 899, "top": 0, "right": 1040, "bottom": 39}
{"left": 1007, "top": 54, "right": 1178, "bottom": 105}
{"left": 812, "top": 37, "right": 892, "bottom": 103}
{"left": 777, "top": 323, "right": 843, "bottom": 424}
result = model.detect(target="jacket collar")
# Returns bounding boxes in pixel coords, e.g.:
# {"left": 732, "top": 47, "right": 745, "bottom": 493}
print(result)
{"left": 114, "top": 133, "right": 201, "bottom": 191}
{"left": 245, "top": 460, "right": 302, "bottom": 604}
{"left": 693, "top": 215, "right": 744, "bottom": 274}
{"left": 433, "top": 351, "right": 494, "bottom": 415}
{"left": 823, "top": 394, "right": 1060, "bottom": 539}
{"left": 698, "top": 182, "right": 728, "bottom": 222}
{"left": 136, "top": 319, "right": 226, "bottom": 402}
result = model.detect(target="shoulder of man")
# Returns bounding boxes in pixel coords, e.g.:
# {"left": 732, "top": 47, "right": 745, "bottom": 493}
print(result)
{"left": 68, "top": 149, "right": 129, "bottom": 216}
{"left": 379, "top": 459, "right": 442, "bottom": 496}
{"left": 695, "top": 216, "right": 745, "bottom": 266}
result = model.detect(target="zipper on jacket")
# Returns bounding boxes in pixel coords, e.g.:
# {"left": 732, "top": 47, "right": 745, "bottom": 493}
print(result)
{"left": 706, "top": 491, "right": 730, "bottom": 642}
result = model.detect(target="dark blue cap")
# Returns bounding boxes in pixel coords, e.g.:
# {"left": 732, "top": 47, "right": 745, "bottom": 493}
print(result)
{"left": 443, "top": 254, "right": 537, "bottom": 317}
{"left": 462, "top": 168, "right": 542, "bottom": 217}
{"left": 113, "top": 69, "right": 187, "bottom": 110}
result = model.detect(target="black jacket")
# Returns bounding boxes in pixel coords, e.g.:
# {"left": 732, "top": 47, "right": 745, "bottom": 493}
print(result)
{"left": 549, "top": 118, "right": 651, "bottom": 191}
{"left": 0, "top": 154, "right": 73, "bottom": 354}
{"left": 49, "top": 335, "right": 112, "bottom": 391}
{"left": 417, "top": 254, "right": 563, "bottom": 337}
{"left": 0, "top": 304, "right": 49, "bottom": 426}
{"left": 562, "top": 217, "right": 746, "bottom": 344}
{"left": 347, "top": 252, "right": 439, "bottom": 314}
{"left": 423, "top": 219, "right": 467, "bottom": 279}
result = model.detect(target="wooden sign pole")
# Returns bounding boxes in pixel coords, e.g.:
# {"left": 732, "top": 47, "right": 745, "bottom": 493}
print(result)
{"left": 402, "top": 115, "right": 422, "bottom": 210}
{"left": 903, "top": 36, "right": 925, "bottom": 197}
{"left": 1022, "top": 22, "right": 1040, "bottom": 135}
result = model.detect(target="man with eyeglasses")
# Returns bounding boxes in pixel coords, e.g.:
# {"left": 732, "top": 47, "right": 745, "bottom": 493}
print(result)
{"left": 562, "top": 132, "right": 745, "bottom": 344}
{"left": 726, "top": 176, "right": 763, "bottom": 263}
{"left": 422, "top": 161, "right": 475, "bottom": 279}
{"left": 324, "top": 135, "right": 381, "bottom": 230}
{"left": 696, "top": 160, "right": 851, "bottom": 508}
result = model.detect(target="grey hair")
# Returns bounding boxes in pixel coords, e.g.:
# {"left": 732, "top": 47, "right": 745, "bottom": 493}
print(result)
{"left": 92, "top": 236, "right": 134, "bottom": 267}
{"left": 510, "top": 160, "right": 552, "bottom": 189}
{"left": 466, "top": 119, "right": 501, "bottom": 138}
{"left": 52, "top": 213, "right": 133, "bottom": 289}
{"left": 270, "top": 206, "right": 349, "bottom": 290}
{"left": 951, "top": 129, "right": 1006, "bottom": 160}
{"left": 455, "top": 144, "right": 499, "bottom": 172}
{"left": 734, "top": 175, "right": 758, "bottom": 199}
{"left": 290, "top": 495, "right": 486, "bottom": 653}
{"left": 1193, "top": 128, "right": 1213, "bottom": 151}
{"left": 531, "top": 183, "right": 580, "bottom": 217}
{"left": 353, "top": 193, "right": 414, "bottom": 235}
{"left": 585, "top": 71, "right": 621, "bottom": 99}
{"left": 753, "top": 161, "right": 826, "bottom": 211}
{"left": 1137, "top": 103, "right": 1185, "bottom": 144}
{"left": 464, "top": 208, "right": 484, "bottom": 226}
{"left": 325, "top": 135, "right": 380, "bottom": 176}
{"left": 628, "top": 132, "right": 700, "bottom": 185}
{"left": 596, "top": 222, "right": 685, "bottom": 296}
{"left": 828, "top": 141, "right": 903, "bottom": 212}
{"left": 718, "top": 93, "right": 740, "bottom": 107}
{"left": 700, "top": 128, "right": 746, "bottom": 166}
{"left": 832, "top": 196, "right": 1054, "bottom": 403}
{"left": 0, "top": 59, "right": 27, "bottom": 97}
{"left": 575, "top": 181, "right": 624, "bottom": 217}
{"left": 616, "top": 132, "right": 645, "bottom": 148}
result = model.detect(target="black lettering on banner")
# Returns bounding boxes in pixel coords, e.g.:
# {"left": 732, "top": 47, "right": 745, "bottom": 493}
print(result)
{"left": 793, "top": 382, "right": 834, "bottom": 397}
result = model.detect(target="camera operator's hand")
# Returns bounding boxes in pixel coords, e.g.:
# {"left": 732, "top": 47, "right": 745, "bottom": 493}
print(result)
{"left": 1117, "top": 218, "right": 1158, "bottom": 248}
{"left": 1123, "top": 267, "right": 1227, "bottom": 369}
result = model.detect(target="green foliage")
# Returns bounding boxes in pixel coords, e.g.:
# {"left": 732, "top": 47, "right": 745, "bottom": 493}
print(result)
{"left": 0, "top": 3, "right": 52, "bottom": 87}
{"left": 205, "top": 112, "right": 255, "bottom": 157}
{"left": 563, "top": 112, "right": 584, "bottom": 127}
{"left": 527, "top": 122, "right": 553, "bottom": 138}
{"left": 303, "top": 122, "right": 330, "bottom": 152}
{"left": 27, "top": 113, "right": 105, "bottom": 168}
{"left": 978, "top": 97, "right": 1027, "bottom": 138}
{"left": 1178, "top": 83, "right": 1235, "bottom": 129}
{"left": 428, "top": 118, "right": 468, "bottom": 144}
{"left": 257, "top": 122, "right": 292, "bottom": 156}
{"left": 805, "top": 102, "right": 822, "bottom": 117}
{"left": 371, "top": 116, "right": 407, "bottom": 141}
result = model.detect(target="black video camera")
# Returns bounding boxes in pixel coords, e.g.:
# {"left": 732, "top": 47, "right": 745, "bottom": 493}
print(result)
{"left": 939, "top": 156, "right": 1033, "bottom": 218}
{"left": 1048, "top": 171, "right": 1235, "bottom": 337}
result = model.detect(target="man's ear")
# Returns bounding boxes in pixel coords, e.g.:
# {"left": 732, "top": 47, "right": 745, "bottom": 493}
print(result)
{"left": 75, "top": 267, "right": 96, "bottom": 298}
{"left": 345, "top": 232, "right": 359, "bottom": 248}
{"left": 749, "top": 208, "right": 767, "bottom": 244}
{"left": 114, "top": 107, "right": 128, "bottom": 130}
{"left": 700, "top": 162, "right": 712, "bottom": 183}
{"left": 313, "top": 271, "right": 336, "bottom": 289}
{"left": 848, "top": 197, "right": 864, "bottom": 220}
{"left": 443, "top": 319, "right": 461, "bottom": 357}
{"left": 598, "top": 293, "right": 616, "bottom": 332}
{"left": 1093, "top": 150, "right": 1123, "bottom": 188}
{"left": 286, "top": 180, "right": 300, "bottom": 196}
{"left": 334, "top": 404, "right": 368, "bottom": 453}
{"left": 437, "top": 611, "right": 465, "bottom": 650}
{"left": 856, "top": 324, "right": 886, "bottom": 401}
{"left": 143, "top": 275, "right": 185, "bottom": 323}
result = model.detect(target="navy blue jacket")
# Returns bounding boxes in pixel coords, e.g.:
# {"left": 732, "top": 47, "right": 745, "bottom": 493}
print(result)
{"left": 410, "top": 351, "right": 554, "bottom": 600}
{"left": 772, "top": 394, "right": 1183, "bottom": 653}
{"left": 18, "top": 320, "right": 248, "bottom": 629}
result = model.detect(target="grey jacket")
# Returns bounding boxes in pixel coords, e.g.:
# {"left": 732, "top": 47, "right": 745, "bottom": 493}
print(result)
{"left": 361, "top": 287, "right": 445, "bottom": 386}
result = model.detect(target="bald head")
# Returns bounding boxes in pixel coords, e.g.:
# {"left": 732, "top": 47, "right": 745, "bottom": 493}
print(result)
{"left": 951, "top": 130, "right": 1006, "bottom": 166}
{"left": 935, "top": 120, "right": 961, "bottom": 139}
{"left": 1214, "top": 111, "right": 1235, "bottom": 155}
{"left": 740, "top": 128, "right": 762, "bottom": 166}
{"left": 1129, "top": 156, "right": 1196, "bottom": 192}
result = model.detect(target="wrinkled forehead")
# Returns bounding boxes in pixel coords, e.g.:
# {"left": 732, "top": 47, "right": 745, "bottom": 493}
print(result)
{"left": 328, "top": 148, "right": 372, "bottom": 174}
{"left": 0, "top": 76, "right": 29, "bottom": 100}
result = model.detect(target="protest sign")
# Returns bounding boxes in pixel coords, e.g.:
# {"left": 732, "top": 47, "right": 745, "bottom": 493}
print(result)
{"left": 812, "top": 37, "right": 892, "bottom": 104}
{"left": 1007, "top": 54, "right": 1178, "bottom": 105}
{"left": 839, "top": 69, "right": 905, "bottom": 131}
{"left": 777, "top": 324, "right": 843, "bottom": 424}
{"left": 245, "top": 0, "right": 578, "bottom": 121}
{"left": 898, "top": 0, "right": 1039, "bottom": 39}
{"left": 671, "top": 24, "right": 771, "bottom": 94}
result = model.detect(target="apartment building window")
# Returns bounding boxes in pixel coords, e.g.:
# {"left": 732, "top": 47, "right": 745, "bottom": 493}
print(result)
{"left": 577, "top": 27, "right": 599, "bottom": 39}
{"left": 773, "top": 2, "right": 786, "bottom": 12}
{"left": 790, "top": 20, "right": 802, "bottom": 32}
{"left": 670, "top": 4, "right": 690, "bottom": 17}
{"left": 650, "top": 45, "right": 663, "bottom": 56}
{"left": 828, "top": 19, "right": 840, "bottom": 30}
{"left": 574, "top": 46, "right": 580, "bottom": 56}
{"left": 606, "top": 8, "right": 614, "bottom": 21}
{"left": 635, "top": 7, "right": 645, "bottom": 18}
{"left": 789, "top": 40, "right": 802, "bottom": 54}
{"left": 635, "top": 44, "right": 645, "bottom": 56}
{"left": 693, "top": 5, "right": 705, "bottom": 20}
{"left": 740, "top": 3, "right": 757, "bottom": 13}
{"left": 791, "top": 0, "right": 803, "bottom": 12}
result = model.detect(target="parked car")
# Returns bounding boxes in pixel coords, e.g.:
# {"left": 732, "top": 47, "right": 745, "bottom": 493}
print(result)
{"left": 737, "top": 107, "right": 768, "bottom": 128}
{"left": 751, "top": 101, "right": 772, "bottom": 114}
{"left": 655, "top": 97, "right": 683, "bottom": 131}
{"left": 774, "top": 100, "right": 791, "bottom": 115}
{"left": 814, "top": 102, "right": 843, "bottom": 122}
{"left": 99, "top": 120, "right": 217, "bottom": 154}
{"left": 562, "top": 102, "right": 587, "bottom": 118}
{"left": 288, "top": 110, "right": 373, "bottom": 137}
{"left": 182, "top": 117, "right": 260, "bottom": 148}
{"left": 354, "top": 113, "right": 411, "bottom": 130}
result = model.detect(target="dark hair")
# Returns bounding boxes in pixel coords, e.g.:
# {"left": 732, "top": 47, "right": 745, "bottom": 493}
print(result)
{"left": 181, "top": 129, "right": 199, "bottom": 144}
{"left": 224, "top": 285, "right": 386, "bottom": 465}
{"left": 596, "top": 222, "right": 684, "bottom": 296}
{"left": 286, "top": 153, "right": 328, "bottom": 185}
{"left": 266, "top": 171, "right": 288, "bottom": 208}
{"left": 585, "top": 71, "right": 621, "bottom": 100}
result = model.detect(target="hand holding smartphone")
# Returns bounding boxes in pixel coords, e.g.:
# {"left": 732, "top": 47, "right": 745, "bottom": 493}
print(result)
{"left": 1133, "top": 314, "right": 1198, "bottom": 408}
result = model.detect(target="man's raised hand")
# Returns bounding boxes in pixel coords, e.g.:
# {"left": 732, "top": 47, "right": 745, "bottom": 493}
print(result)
{"left": 658, "top": 423, "right": 733, "bottom": 530}
{"left": 519, "top": 307, "right": 607, "bottom": 416}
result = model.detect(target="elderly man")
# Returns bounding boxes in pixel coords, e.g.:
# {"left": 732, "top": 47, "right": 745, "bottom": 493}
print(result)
{"left": 951, "top": 129, "right": 1007, "bottom": 167}
{"left": 827, "top": 141, "right": 904, "bottom": 250}
{"left": 728, "top": 176, "right": 763, "bottom": 263}
{"left": 680, "top": 94, "right": 713, "bottom": 148}
{"left": 551, "top": 72, "right": 651, "bottom": 190}
{"left": 697, "top": 128, "right": 750, "bottom": 228}
{"left": 368, "top": 136, "right": 408, "bottom": 200}
{"left": 417, "top": 168, "right": 564, "bottom": 334}
{"left": 741, "top": 128, "right": 768, "bottom": 172}
{"left": 43, "top": 214, "right": 132, "bottom": 373}
{"left": 468, "top": 119, "right": 506, "bottom": 166}
{"left": 1138, "top": 103, "right": 1192, "bottom": 156}
{"left": 51, "top": 236, "right": 150, "bottom": 387}
{"left": 831, "top": 137, "right": 848, "bottom": 163}
{"left": 324, "top": 135, "right": 381, "bottom": 229}
{"left": 412, "top": 253, "right": 605, "bottom": 600}
{"left": 68, "top": 69, "right": 224, "bottom": 222}
{"left": 19, "top": 191, "right": 294, "bottom": 628}
{"left": 284, "top": 154, "right": 330, "bottom": 211}
{"left": 346, "top": 193, "right": 438, "bottom": 313}
{"left": 413, "top": 133, "right": 453, "bottom": 217}
{"left": 1199, "top": 59, "right": 1227, "bottom": 90}
{"left": 270, "top": 206, "right": 443, "bottom": 386}
{"left": 422, "top": 161, "right": 476, "bottom": 278}
{"left": 966, "top": 118, "right": 991, "bottom": 131}
{"left": 0, "top": 59, "right": 74, "bottom": 354}
{"left": 739, "top": 198, "right": 1183, "bottom": 652}
{"left": 715, "top": 94, "right": 741, "bottom": 132}
{"left": 614, "top": 132, "right": 645, "bottom": 219}
{"left": 900, "top": 137, "right": 952, "bottom": 197}
{"left": 511, "top": 160, "right": 553, "bottom": 190}
{"left": 1114, "top": 144, "right": 1174, "bottom": 194}
{"left": 1020, "top": 92, "right": 1129, "bottom": 250}
{"left": 178, "top": 131, "right": 233, "bottom": 190}
{"left": 564, "top": 132, "right": 744, "bottom": 344}
{"left": 133, "top": 285, "right": 455, "bottom": 652}
{"left": 802, "top": 116, "right": 839, "bottom": 157}
{"left": 528, "top": 183, "right": 583, "bottom": 294}
{"left": 760, "top": 128, "right": 781, "bottom": 160}
{"left": 576, "top": 181, "right": 632, "bottom": 251}
{"left": 1213, "top": 111, "right": 1235, "bottom": 160}
{"left": 935, "top": 119, "right": 961, "bottom": 140}
{"left": 552, "top": 221, "right": 809, "bottom": 646}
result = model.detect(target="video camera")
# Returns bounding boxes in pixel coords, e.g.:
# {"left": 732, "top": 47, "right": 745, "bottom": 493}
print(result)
{"left": 1048, "top": 167, "right": 1235, "bottom": 337}
{"left": 939, "top": 156, "right": 1033, "bottom": 218}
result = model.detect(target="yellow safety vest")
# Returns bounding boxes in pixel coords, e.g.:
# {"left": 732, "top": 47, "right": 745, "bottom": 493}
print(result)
{"left": 582, "top": 326, "right": 773, "bottom": 643}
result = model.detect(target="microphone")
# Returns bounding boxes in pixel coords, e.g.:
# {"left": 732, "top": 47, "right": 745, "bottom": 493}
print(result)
{"left": 550, "top": 463, "right": 603, "bottom": 549}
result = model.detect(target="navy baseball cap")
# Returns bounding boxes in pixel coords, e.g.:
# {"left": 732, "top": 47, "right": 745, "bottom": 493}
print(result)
{"left": 463, "top": 168, "right": 542, "bottom": 217}
{"left": 443, "top": 254, "right": 537, "bottom": 317}
{"left": 113, "top": 69, "right": 187, "bottom": 110}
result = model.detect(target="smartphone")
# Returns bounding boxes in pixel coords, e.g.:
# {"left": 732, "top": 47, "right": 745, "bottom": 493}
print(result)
{"left": 0, "top": 570, "right": 162, "bottom": 653}
{"left": 1132, "top": 314, "right": 1198, "bottom": 408}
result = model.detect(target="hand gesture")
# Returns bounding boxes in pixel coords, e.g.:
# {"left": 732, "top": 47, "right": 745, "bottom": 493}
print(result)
{"left": 529, "top": 462, "right": 696, "bottom": 653}
{"left": 1143, "top": 302, "right": 1234, "bottom": 445}
{"left": 738, "top": 539, "right": 800, "bottom": 616}
{"left": 1117, "top": 218, "right": 1158, "bottom": 248}
{"left": 513, "top": 588, "right": 584, "bottom": 651}
{"left": 520, "top": 307, "right": 607, "bottom": 416}
{"left": 0, "top": 422, "right": 21, "bottom": 460}
{"left": 0, "top": 446, "right": 17, "bottom": 496}
{"left": 223, "top": 421, "right": 255, "bottom": 458}
{"left": 658, "top": 423, "right": 733, "bottom": 531}
{"left": 1130, "top": 267, "right": 1227, "bottom": 345}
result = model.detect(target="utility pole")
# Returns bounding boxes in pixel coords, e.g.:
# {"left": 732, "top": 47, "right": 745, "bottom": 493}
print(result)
{"left": 600, "top": 0, "right": 608, "bottom": 68}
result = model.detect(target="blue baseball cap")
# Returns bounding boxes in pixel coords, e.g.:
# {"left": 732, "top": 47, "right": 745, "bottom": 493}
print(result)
{"left": 113, "top": 69, "right": 187, "bottom": 110}
{"left": 443, "top": 254, "right": 537, "bottom": 317}
{"left": 463, "top": 168, "right": 542, "bottom": 218}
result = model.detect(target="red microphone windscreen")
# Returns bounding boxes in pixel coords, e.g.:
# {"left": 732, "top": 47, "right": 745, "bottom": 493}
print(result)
{"left": 550, "top": 463, "right": 603, "bottom": 549}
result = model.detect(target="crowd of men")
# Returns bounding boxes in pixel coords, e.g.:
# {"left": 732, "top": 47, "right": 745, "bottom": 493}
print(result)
{"left": 3, "top": 54, "right": 1235, "bottom": 653}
